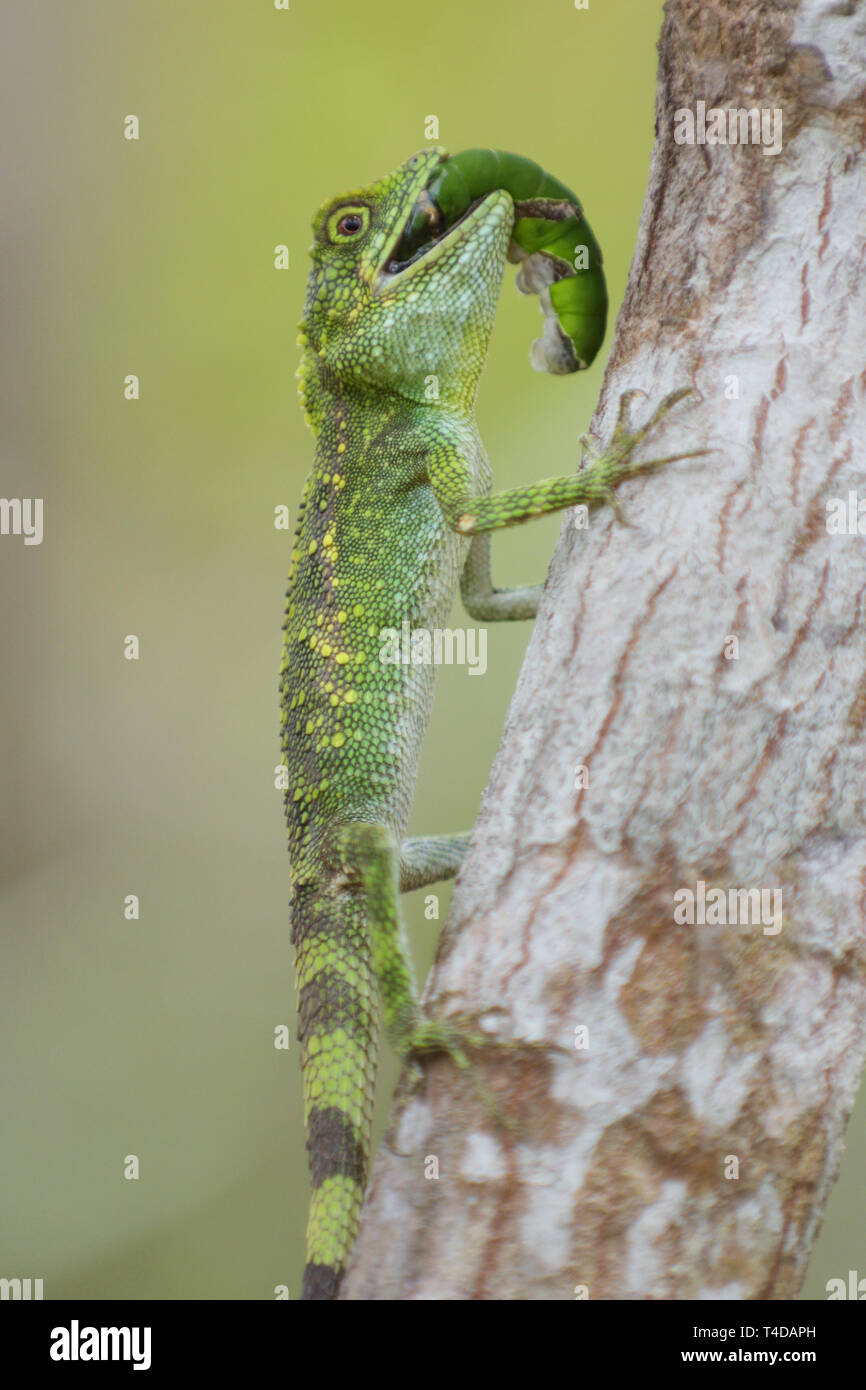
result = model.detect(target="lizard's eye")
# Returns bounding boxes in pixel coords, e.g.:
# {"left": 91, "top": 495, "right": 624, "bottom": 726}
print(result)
{"left": 328, "top": 206, "right": 370, "bottom": 242}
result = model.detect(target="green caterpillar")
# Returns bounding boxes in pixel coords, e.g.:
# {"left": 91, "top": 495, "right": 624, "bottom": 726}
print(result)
{"left": 398, "top": 147, "right": 608, "bottom": 373}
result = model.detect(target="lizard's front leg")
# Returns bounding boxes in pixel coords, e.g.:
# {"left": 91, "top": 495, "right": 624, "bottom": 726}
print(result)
{"left": 460, "top": 533, "right": 543, "bottom": 621}
{"left": 432, "top": 387, "right": 706, "bottom": 537}
{"left": 400, "top": 832, "right": 472, "bottom": 891}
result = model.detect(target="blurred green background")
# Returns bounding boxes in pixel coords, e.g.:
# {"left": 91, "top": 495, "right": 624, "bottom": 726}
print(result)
{"left": 1, "top": 0, "right": 861, "bottom": 1299}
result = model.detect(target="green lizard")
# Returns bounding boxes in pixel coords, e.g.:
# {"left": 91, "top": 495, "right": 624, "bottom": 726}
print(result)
{"left": 281, "top": 145, "right": 699, "bottom": 1300}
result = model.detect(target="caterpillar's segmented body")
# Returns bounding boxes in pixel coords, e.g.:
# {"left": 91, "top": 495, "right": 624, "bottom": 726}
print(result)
{"left": 402, "top": 148, "right": 607, "bottom": 373}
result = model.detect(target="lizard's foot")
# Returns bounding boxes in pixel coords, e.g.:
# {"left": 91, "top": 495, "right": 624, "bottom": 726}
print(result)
{"left": 403, "top": 1013, "right": 484, "bottom": 1065}
{"left": 399, "top": 1013, "right": 552, "bottom": 1131}
{"left": 581, "top": 385, "right": 708, "bottom": 524}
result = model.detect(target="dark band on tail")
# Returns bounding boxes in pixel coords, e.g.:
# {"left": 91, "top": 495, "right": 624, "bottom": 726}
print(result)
{"left": 307, "top": 1106, "right": 366, "bottom": 1187}
{"left": 298, "top": 967, "right": 375, "bottom": 1041}
{"left": 302, "top": 1261, "right": 341, "bottom": 1301}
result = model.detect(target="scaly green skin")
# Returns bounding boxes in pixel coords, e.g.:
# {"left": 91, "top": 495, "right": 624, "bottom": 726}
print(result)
{"left": 281, "top": 146, "right": 700, "bottom": 1300}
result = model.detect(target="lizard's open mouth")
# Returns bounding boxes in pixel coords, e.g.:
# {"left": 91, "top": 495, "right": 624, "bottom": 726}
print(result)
{"left": 382, "top": 182, "right": 485, "bottom": 278}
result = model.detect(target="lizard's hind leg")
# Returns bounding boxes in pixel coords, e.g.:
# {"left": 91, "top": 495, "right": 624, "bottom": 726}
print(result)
{"left": 338, "top": 822, "right": 429, "bottom": 1053}
{"left": 338, "top": 823, "right": 500, "bottom": 1088}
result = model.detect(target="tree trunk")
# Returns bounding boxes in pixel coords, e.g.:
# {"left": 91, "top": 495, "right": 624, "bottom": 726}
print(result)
{"left": 341, "top": 0, "right": 866, "bottom": 1300}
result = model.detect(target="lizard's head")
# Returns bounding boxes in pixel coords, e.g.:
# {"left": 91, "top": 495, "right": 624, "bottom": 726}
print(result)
{"left": 299, "top": 147, "right": 513, "bottom": 409}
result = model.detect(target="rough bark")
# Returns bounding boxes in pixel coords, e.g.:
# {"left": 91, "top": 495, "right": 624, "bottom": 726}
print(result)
{"left": 342, "top": 0, "right": 866, "bottom": 1300}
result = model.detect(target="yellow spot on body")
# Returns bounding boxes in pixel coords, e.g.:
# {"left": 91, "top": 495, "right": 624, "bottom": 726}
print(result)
{"left": 332, "top": 732, "right": 346, "bottom": 748}
{"left": 336, "top": 652, "right": 350, "bottom": 665}
{"left": 309, "top": 540, "right": 318, "bottom": 554}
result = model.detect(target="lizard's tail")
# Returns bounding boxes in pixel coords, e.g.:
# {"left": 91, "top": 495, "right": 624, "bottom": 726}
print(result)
{"left": 293, "top": 888, "right": 378, "bottom": 1301}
